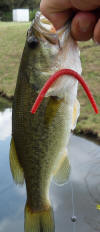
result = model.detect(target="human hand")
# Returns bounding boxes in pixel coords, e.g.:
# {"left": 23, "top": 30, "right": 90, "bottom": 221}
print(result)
{"left": 40, "top": 0, "right": 100, "bottom": 42}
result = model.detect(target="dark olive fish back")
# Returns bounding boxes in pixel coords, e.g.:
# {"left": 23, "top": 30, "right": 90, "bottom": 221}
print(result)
{"left": 10, "top": 21, "right": 72, "bottom": 232}
{"left": 12, "top": 43, "right": 70, "bottom": 209}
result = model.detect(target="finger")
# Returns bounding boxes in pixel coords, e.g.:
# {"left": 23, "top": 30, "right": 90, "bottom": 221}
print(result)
{"left": 94, "top": 19, "right": 100, "bottom": 43}
{"left": 40, "top": 1, "right": 73, "bottom": 30}
{"left": 71, "top": 0, "right": 100, "bottom": 11}
{"left": 71, "top": 12, "right": 97, "bottom": 41}
{"left": 45, "top": 10, "right": 73, "bottom": 29}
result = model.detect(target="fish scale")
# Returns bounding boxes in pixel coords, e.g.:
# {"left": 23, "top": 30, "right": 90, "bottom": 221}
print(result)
{"left": 9, "top": 11, "right": 80, "bottom": 232}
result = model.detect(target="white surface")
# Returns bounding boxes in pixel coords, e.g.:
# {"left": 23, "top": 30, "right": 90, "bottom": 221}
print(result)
{"left": 0, "top": 109, "right": 12, "bottom": 141}
{"left": 13, "top": 9, "right": 29, "bottom": 22}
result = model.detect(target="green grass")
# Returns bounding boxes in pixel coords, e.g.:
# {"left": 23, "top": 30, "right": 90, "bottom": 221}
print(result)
{"left": 0, "top": 97, "right": 12, "bottom": 111}
{"left": 0, "top": 22, "right": 30, "bottom": 96}
{"left": 75, "top": 41, "right": 100, "bottom": 140}
{"left": 0, "top": 22, "right": 100, "bottom": 140}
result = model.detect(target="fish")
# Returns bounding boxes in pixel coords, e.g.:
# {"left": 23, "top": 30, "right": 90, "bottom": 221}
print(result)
{"left": 9, "top": 11, "right": 81, "bottom": 232}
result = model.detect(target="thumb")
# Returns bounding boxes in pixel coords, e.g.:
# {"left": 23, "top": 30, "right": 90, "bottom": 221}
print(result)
{"left": 71, "top": 12, "right": 97, "bottom": 41}
{"left": 40, "top": 2, "right": 73, "bottom": 29}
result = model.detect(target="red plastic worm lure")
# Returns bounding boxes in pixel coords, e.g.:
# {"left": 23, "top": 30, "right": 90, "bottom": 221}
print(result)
{"left": 31, "top": 69, "right": 99, "bottom": 114}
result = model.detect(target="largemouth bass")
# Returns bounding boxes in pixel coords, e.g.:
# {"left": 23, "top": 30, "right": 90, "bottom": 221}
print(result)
{"left": 10, "top": 12, "right": 81, "bottom": 232}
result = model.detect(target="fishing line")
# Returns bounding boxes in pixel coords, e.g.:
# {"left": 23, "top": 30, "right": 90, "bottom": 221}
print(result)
{"left": 71, "top": 180, "right": 75, "bottom": 218}
{"left": 70, "top": 179, "right": 77, "bottom": 232}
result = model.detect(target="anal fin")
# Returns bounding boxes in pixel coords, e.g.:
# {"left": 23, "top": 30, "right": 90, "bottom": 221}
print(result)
{"left": 9, "top": 137, "right": 24, "bottom": 185}
{"left": 53, "top": 151, "right": 71, "bottom": 185}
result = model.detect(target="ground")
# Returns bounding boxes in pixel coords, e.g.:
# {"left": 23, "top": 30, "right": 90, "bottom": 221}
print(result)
{"left": 0, "top": 22, "right": 100, "bottom": 141}
{"left": 76, "top": 40, "right": 100, "bottom": 141}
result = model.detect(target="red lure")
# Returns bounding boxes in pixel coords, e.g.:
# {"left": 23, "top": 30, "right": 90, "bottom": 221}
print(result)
{"left": 31, "top": 69, "right": 98, "bottom": 114}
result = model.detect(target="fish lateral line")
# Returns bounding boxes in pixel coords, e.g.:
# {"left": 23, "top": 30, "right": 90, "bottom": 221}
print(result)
{"left": 31, "top": 69, "right": 99, "bottom": 114}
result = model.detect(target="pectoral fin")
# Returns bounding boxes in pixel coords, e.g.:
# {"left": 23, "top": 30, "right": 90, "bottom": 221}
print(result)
{"left": 53, "top": 152, "right": 71, "bottom": 185}
{"left": 72, "top": 99, "right": 80, "bottom": 130}
{"left": 9, "top": 137, "right": 24, "bottom": 185}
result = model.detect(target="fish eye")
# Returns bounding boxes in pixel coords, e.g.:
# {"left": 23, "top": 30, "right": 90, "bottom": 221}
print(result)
{"left": 27, "top": 35, "right": 39, "bottom": 49}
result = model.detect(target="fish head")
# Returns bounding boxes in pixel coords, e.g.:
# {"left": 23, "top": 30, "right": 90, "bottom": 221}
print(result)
{"left": 27, "top": 12, "right": 60, "bottom": 48}
{"left": 26, "top": 12, "right": 60, "bottom": 91}
{"left": 27, "top": 12, "right": 82, "bottom": 99}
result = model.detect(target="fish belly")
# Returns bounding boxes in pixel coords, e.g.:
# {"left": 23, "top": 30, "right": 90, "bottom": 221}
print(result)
{"left": 10, "top": 76, "right": 72, "bottom": 232}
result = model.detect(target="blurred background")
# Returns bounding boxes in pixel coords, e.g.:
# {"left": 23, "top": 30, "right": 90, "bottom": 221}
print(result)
{"left": 0, "top": 0, "right": 40, "bottom": 21}
{"left": 0, "top": 0, "right": 100, "bottom": 141}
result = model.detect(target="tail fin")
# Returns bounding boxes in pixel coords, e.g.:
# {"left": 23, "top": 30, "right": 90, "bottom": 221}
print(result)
{"left": 25, "top": 204, "right": 55, "bottom": 232}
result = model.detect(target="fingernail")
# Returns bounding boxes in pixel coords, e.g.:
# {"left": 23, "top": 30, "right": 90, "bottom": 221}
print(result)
{"left": 78, "top": 20, "right": 91, "bottom": 33}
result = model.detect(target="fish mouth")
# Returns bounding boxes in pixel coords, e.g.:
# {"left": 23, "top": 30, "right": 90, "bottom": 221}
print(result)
{"left": 33, "top": 11, "right": 67, "bottom": 46}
